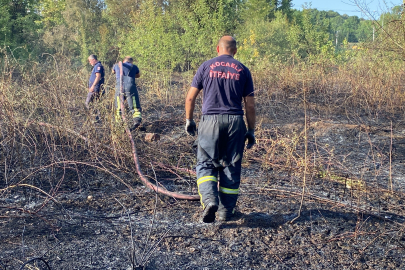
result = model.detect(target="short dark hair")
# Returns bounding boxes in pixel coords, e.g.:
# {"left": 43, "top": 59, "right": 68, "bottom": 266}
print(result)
{"left": 218, "top": 36, "right": 237, "bottom": 53}
{"left": 225, "top": 38, "right": 237, "bottom": 51}
{"left": 124, "top": 56, "right": 133, "bottom": 63}
{"left": 88, "top": 54, "right": 98, "bottom": 60}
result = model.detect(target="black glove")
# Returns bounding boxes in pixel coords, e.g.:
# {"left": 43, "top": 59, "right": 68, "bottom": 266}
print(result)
{"left": 185, "top": 119, "right": 197, "bottom": 136}
{"left": 245, "top": 129, "right": 255, "bottom": 149}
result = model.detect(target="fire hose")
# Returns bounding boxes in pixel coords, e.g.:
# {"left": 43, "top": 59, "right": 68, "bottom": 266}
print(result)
{"left": 117, "top": 61, "right": 199, "bottom": 200}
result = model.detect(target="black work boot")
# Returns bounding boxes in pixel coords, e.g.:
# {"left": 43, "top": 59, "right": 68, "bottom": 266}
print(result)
{"left": 93, "top": 115, "right": 101, "bottom": 124}
{"left": 217, "top": 209, "right": 235, "bottom": 222}
{"left": 201, "top": 202, "right": 218, "bottom": 223}
{"left": 130, "top": 117, "right": 142, "bottom": 131}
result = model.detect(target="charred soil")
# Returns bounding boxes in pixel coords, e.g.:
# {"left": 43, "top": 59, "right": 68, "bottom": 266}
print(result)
{"left": 1, "top": 75, "right": 405, "bottom": 269}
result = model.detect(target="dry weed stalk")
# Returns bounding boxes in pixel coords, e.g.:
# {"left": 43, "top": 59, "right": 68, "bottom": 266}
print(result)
{"left": 291, "top": 83, "right": 309, "bottom": 223}
{"left": 1, "top": 47, "right": 405, "bottom": 268}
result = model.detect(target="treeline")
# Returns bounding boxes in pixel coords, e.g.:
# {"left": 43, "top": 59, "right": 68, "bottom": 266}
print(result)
{"left": 307, "top": 6, "right": 404, "bottom": 44}
{"left": 0, "top": 0, "right": 402, "bottom": 70}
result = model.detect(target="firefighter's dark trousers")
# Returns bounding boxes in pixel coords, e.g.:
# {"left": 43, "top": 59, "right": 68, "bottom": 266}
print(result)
{"left": 85, "top": 91, "right": 100, "bottom": 109}
{"left": 196, "top": 114, "right": 247, "bottom": 215}
{"left": 114, "top": 76, "right": 141, "bottom": 122}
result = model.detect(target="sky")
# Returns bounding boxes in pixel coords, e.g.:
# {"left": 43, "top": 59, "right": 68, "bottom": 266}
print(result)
{"left": 291, "top": 0, "right": 403, "bottom": 18}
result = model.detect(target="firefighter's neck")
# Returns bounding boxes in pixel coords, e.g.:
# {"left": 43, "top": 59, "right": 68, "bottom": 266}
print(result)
{"left": 216, "top": 46, "right": 237, "bottom": 57}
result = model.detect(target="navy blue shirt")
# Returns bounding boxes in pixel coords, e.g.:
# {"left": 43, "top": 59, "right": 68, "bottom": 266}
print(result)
{"left": 191, "top": 55, "right": 254, "bottom": 115}
{"left": 89, "top": 61, "right": 105, "bottom": 92}
{"left": 113, "top": 62, "right": 139, "bottom": 80}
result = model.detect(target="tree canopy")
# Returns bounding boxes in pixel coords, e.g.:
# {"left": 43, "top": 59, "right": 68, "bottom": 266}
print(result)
{"left": 0, "top": 0, "right": 402, "bottom": 69}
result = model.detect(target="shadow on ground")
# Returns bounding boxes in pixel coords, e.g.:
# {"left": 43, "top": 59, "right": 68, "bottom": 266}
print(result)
{"left": 219, "top": 208, "right": 405, "bottom": 230}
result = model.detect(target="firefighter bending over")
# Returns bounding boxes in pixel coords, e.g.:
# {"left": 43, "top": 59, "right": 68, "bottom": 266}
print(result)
{"left": 112, "top": 56, "right": 142, "bottom": 130}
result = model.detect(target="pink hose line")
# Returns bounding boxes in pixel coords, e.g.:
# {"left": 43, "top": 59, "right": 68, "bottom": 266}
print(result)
{"left": 29, "top": 66, "right": 200, "bottom": 201}
{"left": 33, "top": 121, "right": 199, "bottom": 200}
{"left": 116, "top": 62, "right": 199, "bottom": 200}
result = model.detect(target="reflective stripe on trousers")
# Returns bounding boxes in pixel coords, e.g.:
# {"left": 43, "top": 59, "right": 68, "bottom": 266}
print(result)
{"left": 196, "top": 114, "right": 246, "bottom": 213}
{"left": 219, "top": 186, "right": 239, "bottom": 195}
{"left": 197, "top": 176, "right": 218, "bottom": 209}
{"left": 114, "top": 75, "right": 141, "bottom": 120}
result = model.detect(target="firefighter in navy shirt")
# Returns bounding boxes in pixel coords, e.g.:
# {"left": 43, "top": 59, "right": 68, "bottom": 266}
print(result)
{"left": 185, "top": 36, "right": 256, "bottom": 223}
{"left": 86, "top": 54, "right": 105, "bottom": 109}
{"left": 112, "top": 56, "right": 142, "bottom": 130}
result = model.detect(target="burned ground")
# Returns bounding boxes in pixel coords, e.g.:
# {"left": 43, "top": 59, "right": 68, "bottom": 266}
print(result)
{"left": 1, "top": 70, "right": 405, "bottom": 269}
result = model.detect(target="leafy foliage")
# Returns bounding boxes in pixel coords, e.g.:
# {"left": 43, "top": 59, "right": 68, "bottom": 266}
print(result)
{"left": 0, "top": 0, "right": 42, "bottom": 58}
{"left": 0, "top": 0, "right": 403, "bottom": 70}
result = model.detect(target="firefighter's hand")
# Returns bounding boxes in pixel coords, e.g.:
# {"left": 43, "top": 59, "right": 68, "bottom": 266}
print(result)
{"left": 185, "top": 119, "right": 196, "bottom": 136}
{"left": 245, "top": 129, "right": 256, "bottom": 149}
{"left": 89, "top": 86, "right": 95, "bottom": 93}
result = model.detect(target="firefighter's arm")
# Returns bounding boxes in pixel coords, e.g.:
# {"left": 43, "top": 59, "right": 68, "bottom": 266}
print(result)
{"left": 135, "top": 72, "right": 140, "bottom": 78}
{"left": 89, "top": 73, "right": 101, "bottom": 92}
{"left": 244, "top": 95, "right": 256, "bottom": 149}
{"left": 244, "top": 95, "right": 256, "bottom": 130}
{"left": 185, "top": 87, "right": 201, "bottom": 120}
{"left": 185, "top": 86, "right": 201, "bottom": 136}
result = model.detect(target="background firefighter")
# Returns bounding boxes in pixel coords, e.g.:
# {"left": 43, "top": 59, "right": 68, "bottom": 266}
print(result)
{"left": 112, "top": 56, "right": 142, "bottom": 129}
{"left": 86, "top": 54, "right": 105, "bottom": 109}
{"left": 185, "top": 36, "right": 256, "bottom": 223}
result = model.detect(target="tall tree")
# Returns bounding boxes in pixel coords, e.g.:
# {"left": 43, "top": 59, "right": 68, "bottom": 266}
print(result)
{"left": 0, "top": 0, "right": 41, "bottom": 56}
{"left": 62, "top": 0, "right": 104, "bottom": 64}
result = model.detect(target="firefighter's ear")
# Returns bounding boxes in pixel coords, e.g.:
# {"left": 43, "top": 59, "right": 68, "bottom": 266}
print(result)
{"left": 216, "top": 46, "right": 220, "bottom": 54}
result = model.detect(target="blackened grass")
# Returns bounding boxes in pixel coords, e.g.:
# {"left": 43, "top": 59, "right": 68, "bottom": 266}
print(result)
{"left": 19, "top": 257, "right": 51, "bottom": 270}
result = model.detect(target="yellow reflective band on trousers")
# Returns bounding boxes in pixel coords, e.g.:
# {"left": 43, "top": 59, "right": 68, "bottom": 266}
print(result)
{"left": 132, "top": 97, "right": 142, "bottom": 118}
{"left": 132, "top": 109, "right": 142, "bottom": 118}
{"left": 219, "top": 186, "right": 239, "bottom": 195}
{"left": 115, "top": 96, "right": 121, "bottom": 121}
{"left": 132, "top": 97, "right": 137, "bottom": 109}
{"left": 197, "top": 176, "right": 217, "bottom": 186}
{"left": 197, "top": 175, "right": 217, "bottom": 208}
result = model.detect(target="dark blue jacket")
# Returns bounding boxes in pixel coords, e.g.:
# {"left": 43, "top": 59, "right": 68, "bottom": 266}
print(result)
{"left": 89, "top": 61, "right": 105, "bottom": 92}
